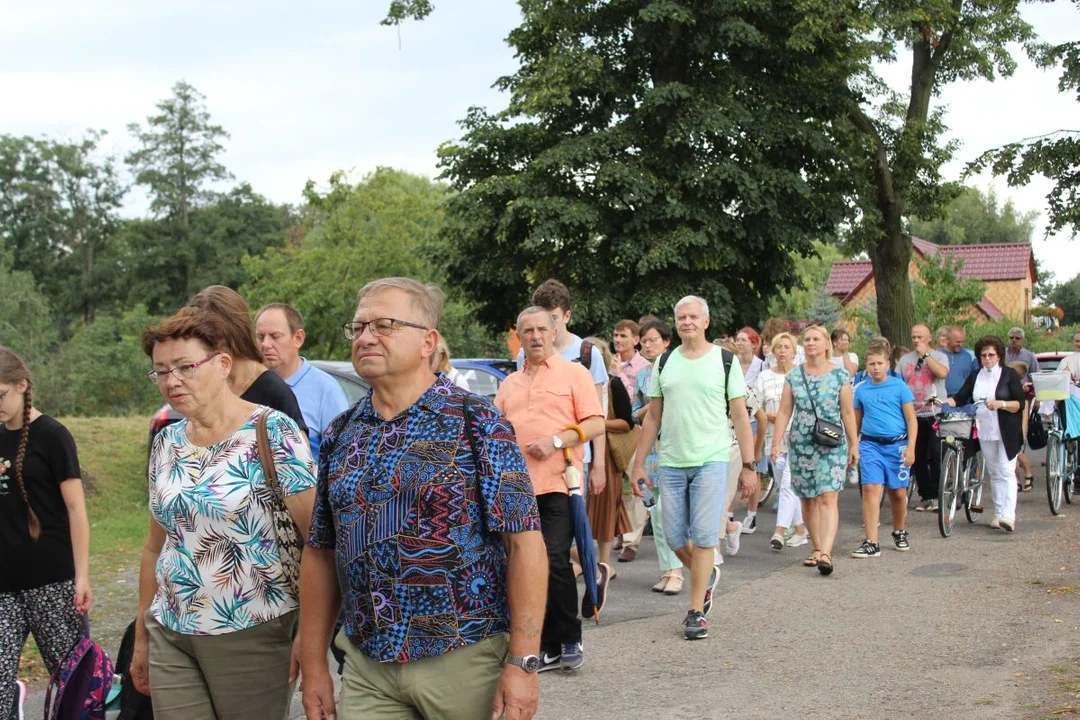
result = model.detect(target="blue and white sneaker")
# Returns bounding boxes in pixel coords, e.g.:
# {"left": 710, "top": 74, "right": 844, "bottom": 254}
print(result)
{"left": 538, "top": 649, "right": 563, "bottom": 672}
{"left": 560, "top": 641, "right": 584, "bottom": 670}
{"left": 703, "top": 565, "right": 720, "bottom": 617}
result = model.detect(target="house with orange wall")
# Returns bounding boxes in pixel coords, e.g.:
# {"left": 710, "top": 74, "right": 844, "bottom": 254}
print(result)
{"left": 826, "top": 237, "right": 1036, "bottom": 323}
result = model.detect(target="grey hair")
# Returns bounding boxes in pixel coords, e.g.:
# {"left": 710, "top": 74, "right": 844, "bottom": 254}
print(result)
{"left": 516, "top": 305, "right": 554, "bottom": 328}
{"left": 1009, "top": 326, "right": 1025, "bottom": 339}
{"left": 674, "top": 295, "right": 710, "bottom": 319}
{"left": 356, "top": 277, "right": 445, "bottom": 328}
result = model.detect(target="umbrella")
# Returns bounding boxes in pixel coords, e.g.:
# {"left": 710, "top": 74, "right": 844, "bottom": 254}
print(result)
{"left": 562, "top": 448, "right": 601, "bottom": 624}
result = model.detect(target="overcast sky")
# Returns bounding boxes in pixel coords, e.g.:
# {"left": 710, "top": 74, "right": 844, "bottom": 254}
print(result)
{"left": 2, "top": 1, "right": 1077, "bottom": 281}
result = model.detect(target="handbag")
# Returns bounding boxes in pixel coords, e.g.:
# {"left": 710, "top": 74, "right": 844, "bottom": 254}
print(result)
{"left": 606, "top": 427, "right": 640, "bottom": 474}
{"left": 256, "top": 411, "right": 303, "bottom": 597}
{"left": 799, "top": 367, "right": 844, "bottom": 448}
{"left": 1026, "top": 403, "right": 1048, "bottom": 450}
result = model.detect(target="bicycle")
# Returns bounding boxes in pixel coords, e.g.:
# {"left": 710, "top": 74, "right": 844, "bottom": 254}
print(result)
{"left": 930, "top": 398, "right": 986, "bottom": 538}
{"left": 1042, "top": 405, "right": 1076, "bottom": 515}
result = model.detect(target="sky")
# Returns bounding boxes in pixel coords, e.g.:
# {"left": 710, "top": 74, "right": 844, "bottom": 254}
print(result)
{"left": 2, "top": 1, "right": 1077, "bottom": 280}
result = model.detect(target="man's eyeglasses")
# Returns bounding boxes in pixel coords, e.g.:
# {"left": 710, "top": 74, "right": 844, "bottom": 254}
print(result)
{"left": 147, "top": 354, "right": 220, "bottom": 384}
{"left": 1008, "top": 336, "right": 1022, "bottom": 340}
{"left": 344, "top": 318, "right": 429, "bottom": 341}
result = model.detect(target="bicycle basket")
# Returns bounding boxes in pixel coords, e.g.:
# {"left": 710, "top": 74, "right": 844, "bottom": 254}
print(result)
{"left": 1033, "top": 371, "right": 1071, "bottom": 402}
{"left": 937, "top": 413, "right": 975, "bottom": 440}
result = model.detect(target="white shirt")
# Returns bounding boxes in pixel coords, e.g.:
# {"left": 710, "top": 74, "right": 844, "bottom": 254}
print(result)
{"left": 1060, "top": 352, "right": 1080, "bottom": 382}
{"left": 973, "top": 364, "right": 1002, "bottom": 441}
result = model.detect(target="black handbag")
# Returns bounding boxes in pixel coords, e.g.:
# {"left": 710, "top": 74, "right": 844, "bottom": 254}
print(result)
{"left": 799, "top": 367, "right": 844, "bottom": 448}
{"left": 1026, "top": 403, "right": 1048, "bottom": 450}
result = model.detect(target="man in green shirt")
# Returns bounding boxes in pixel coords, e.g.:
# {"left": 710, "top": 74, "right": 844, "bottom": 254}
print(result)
{"left": 631, "top": 295, "right": 759, "bottom": 640}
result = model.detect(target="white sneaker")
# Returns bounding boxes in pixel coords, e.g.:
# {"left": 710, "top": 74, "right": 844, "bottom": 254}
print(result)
{"left": 724, "top": 522, "right": 742, "bottom": 555}
{"left": 999, "top": 516, "right": 1015, "bottom": 532}
{"left": 16, "top": 680, "right": 26, "bottom": 720}
{"left": 785, "top": 532, "right": 809, "bottom": 547}
{"left": 713, "top": 548, "right": 725, "bottom": 565}
{"left": 740, "top": 515, "right": 758, "bottom": 534}
{"left": 989, "top": 517, "right": 1001, "bottom": 529}
{"left": 770, "top": 533, "right": 785, "bottom": 550}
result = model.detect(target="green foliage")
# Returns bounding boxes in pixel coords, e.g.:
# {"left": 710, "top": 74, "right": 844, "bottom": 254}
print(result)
{"left": 971, "top": 319, "right": 1079, "bottom": 354}
{"left": 0, "top": 261, "right": 58, "bottom": 374}
{"left": 908, "top": 186, "right": 1038, "bottom": 246}
{"left": 806, "top": 287, "right": 842, "bottom": 326}
{"left": 382, "top": 0, "right": 433, "bottom": 25}
{"left": 768, "top": 241, "right": 848, "bottom": 320}
{"left": 438, "top": 0, "right": 856, "bottom": 337}
{"left": 37, "top": 306, "right": 162, "bottom": 417}
{"left": 912, "top": 254, "right": 987, "bottom": 331}
{"left": 1048, "top": 274, "right": 1080, "bottom": 325}
{"left": 242, "top": 168, "right": 501, "bottom": 358}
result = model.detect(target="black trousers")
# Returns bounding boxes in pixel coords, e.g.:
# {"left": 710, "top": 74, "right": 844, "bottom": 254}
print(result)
{"left": 914, "top": 416, "right": 942, "bottom": 500}
{"left": 535, "top": 492, "right": 581, "bottom": 654}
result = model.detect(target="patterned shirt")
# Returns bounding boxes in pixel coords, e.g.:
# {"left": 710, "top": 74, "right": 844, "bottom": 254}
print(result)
{"left": 148, "top": 408, "right": 317, "bottom": 635}
{"left": 308, "top": 376, "right": 541, "bottom": 663}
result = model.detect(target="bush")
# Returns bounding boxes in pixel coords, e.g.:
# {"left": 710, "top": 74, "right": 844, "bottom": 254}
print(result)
{"left": 970, "top": 319, "right": 1080, "bottom": 354}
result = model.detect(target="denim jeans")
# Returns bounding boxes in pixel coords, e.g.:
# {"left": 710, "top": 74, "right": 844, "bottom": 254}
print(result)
{"left": 657, "top": 462, "right": 729, "bottom": 549}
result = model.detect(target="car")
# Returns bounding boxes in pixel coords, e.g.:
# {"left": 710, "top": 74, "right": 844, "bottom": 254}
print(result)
{"left": 452, "top": 358, "right": 516, "bottom": 399}
{"left": 147, "top": 359, "right": 371, "bottom": 446}
{"left": 1035, "top": 351, "right": 1073, "bottom": 374}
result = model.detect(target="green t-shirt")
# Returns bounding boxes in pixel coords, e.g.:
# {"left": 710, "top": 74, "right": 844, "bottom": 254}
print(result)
{"left": 647, "top": 345, "right": 747, "bottom": 467}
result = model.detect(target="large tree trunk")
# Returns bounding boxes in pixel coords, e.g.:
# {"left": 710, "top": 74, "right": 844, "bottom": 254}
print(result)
{"left": 869, "top": 221, "right": 914, "bottom": 346}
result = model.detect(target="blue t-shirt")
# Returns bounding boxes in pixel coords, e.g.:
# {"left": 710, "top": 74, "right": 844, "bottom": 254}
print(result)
{"left": 284, "top": 358, "right": 350, "bottom": 461}
{"left": 944, "top": 348, "right": 977, "bottom": 397}
{"left": 854, "top": 375, "right": 915, "bottom": 438}
{"left": 517, "top": 334, "right": 608, "bottom": 464}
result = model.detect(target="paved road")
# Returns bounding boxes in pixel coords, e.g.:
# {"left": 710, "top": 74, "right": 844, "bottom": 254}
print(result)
{"left": 24, "top": 468, "right": 1078, "bottom": 719}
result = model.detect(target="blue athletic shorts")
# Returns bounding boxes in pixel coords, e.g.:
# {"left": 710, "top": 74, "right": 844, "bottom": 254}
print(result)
{"left": 859, "top": 438, "right": 910, "bottom": 490}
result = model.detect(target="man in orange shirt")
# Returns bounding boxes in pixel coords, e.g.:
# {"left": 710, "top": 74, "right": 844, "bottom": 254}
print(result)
{"left": 495, "top": 306, "right": 606, "bottom": 673}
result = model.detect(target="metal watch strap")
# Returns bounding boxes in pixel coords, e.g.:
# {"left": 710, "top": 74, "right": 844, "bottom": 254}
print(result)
{"left": 505, "top": 653, "right": 540, "bottom": 673}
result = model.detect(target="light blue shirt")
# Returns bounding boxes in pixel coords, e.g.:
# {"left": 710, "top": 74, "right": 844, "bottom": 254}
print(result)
{"left": 284, "top": 358, "right": 350, "bottom": 460}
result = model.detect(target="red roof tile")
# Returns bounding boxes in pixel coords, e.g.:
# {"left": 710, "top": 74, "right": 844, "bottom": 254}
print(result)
{"left": 826, "top": 261, "right": 873, "bottom": 297}
{"left": 976, "top": 296, "right": 1004, "bottom": 322}
{"left": 912, "top": 237, "right": 1034, "bottom": 281}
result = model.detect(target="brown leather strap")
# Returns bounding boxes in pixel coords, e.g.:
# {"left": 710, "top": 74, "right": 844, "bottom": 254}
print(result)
{"left": 256, "top": 410, "right": 281, "bottom": 496}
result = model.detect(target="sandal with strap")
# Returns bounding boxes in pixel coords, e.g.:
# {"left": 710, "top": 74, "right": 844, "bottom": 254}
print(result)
{"left": 817, "top": 553, "right": 834, "bottom": 576}
{"left": 1022, "top": 476, "right": 1034, "bottom": 492}
{"left": 804, "top": 551, "right": 821, "bottom": 567}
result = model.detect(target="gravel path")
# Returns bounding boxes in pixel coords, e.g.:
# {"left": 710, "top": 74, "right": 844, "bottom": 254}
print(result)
{"left": 22, "top": 479, "right": 1080, "bottom": 719}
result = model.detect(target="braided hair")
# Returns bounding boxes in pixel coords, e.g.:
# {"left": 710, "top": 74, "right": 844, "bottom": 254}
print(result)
{"left": 0, "top": 347, "right": 40, "bottom": 541}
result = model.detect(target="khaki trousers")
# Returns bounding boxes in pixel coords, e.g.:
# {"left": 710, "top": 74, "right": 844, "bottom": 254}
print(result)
{"left": 145, "top": 609, "right": 297, "bottom": 720}
{"left": 338, "top": 630, "right": 508, "bottom": 719}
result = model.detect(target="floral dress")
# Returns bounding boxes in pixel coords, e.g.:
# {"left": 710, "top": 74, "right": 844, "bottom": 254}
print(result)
{"left": 786, "top": 366, "right": 850, "bottom": 498}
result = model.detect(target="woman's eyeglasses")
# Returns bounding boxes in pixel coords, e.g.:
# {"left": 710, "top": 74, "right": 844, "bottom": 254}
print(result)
{"left": 147, "top": 354, "right": 220, "bottom": 384}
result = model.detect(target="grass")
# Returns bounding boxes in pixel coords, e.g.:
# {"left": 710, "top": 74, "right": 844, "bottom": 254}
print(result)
{"left": 19, "top": 416, "right": 151, "bottom": 682}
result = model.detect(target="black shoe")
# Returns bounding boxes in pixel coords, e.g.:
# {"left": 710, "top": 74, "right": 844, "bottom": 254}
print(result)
{"left": 683, "top": 610, "right": 708, "bottom": 640}
{"left": 891, "top": 529, "right": 910, "bottom": 552}
{"left": 851, "top": 540, "right": 881, "bottom": 558}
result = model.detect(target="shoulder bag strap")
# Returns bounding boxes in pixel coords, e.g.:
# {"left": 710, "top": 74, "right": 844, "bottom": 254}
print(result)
{"left": 798, "top": 366, "right": 821, "bottom": 423}
{"left": 256, "top": 411, "right": 284, "bottom": 503}
{"left": 721, "top": 348, "right": 734, "bottom": 418}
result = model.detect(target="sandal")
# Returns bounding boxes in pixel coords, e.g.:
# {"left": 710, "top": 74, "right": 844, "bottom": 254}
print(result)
{"left": 804, "top": 551, "right": 821, "bottom": 567}
{"left": 651, "top": 575, "right": 669, "bottom": 593}
{"left": 817, "top": 553, "right": 834, "bottom": 576}
{"left": 1022, "top": 476, "right": 1034, "bottom": 492}
{"left": 663, "top": 575, "right": 683, "bottom": 595}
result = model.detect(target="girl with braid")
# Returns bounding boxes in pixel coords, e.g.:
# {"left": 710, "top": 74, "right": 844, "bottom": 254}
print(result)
{"left": 0, "top": 347, "right": 92, "bottom": 720}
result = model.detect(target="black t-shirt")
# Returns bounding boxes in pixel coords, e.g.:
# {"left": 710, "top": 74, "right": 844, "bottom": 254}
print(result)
{"left": 241, "top": 371, "right": 308, "bottom": 436}
{"left": 0, "top": 414, "right": 80, "bottom": 592}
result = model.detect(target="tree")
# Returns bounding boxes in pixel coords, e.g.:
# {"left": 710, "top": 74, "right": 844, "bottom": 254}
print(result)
{"left": 0, "top": 133, "right": 126, "bottom": 326}
{"left": 969, "top": 5, "right": 1079, "bottom": 236}
{"left": 912, "top": 253, "right": 987, "bottom": 331}
{"left": 242, "top": 168, "right": 500, "bottom": 358}
{"left": 768, "top": 241, "right": 849, "bottom": 321}
{"left": 806, "top": 287, "right": 842, "bottom": 327}
{"left": 0, "top": 258, "right": 57, "bottom": 375}
{"left": 802, "top": 0, "right": 1040, "bottom": 345}
{"left": 126, "top": 81, "right": 232, "bottom": 298}
{"left": 383, "top": 0, "right": 433, "bottom": 25}
{"left": 1048, "top": 273, "right": 1080, "bottom": 324}
{"left": 908, "top": 186, "right": 1038, "bottom": 246}
{"left": 437, "top": 0, "right": 855, "bottom": 337}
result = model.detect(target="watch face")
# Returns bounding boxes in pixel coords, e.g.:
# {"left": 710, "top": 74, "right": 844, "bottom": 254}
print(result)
{"left": 522, "top": 655, "right": 541, "bottom": 673}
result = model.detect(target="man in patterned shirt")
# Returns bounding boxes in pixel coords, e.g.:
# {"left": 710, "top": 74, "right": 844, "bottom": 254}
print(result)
{"left": 299, "top": 278, "right": 548, "bottom": 720}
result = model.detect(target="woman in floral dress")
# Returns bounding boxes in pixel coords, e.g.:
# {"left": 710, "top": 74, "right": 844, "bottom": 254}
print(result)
{"left": 771, "top": 325, "right": 858, "bottom": 576}
{"left": 131, "top": 308, "right": 317, "bottom": 720}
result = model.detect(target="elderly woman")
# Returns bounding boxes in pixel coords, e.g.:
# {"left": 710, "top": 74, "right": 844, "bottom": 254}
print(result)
{"left": 771, "top": 325, "right": 858, "bottom": 576}
{"left": 948, "top": 335, "right": 1026, "bottom": 531}
{"left": 131, "top": 308, "right": 317, "bottom": 720}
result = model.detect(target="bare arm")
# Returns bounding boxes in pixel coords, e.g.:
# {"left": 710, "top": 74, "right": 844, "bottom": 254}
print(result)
{"left": 60, "top": 479, "right": 92, "bottom": 614}
{"left": 840, "top": 383, "right": 859, "bottom": 466}
{"left": 771, "top": 385, "right": 794, "bottom": 460}
{"left": 843, "top": 354, "right": 858, "bottom": 376}
{"left": 753, "top": 408, "right": 767, "bottom": 464}
{"left": 283, "top": 488, "right": 315, "bottom": 541}
{"left": 491, "top": 530, "right": 548, "bottom": 720}
{"left": 902, "top": 402, "right": 918, "bottom": 466}
{"left": 630, "top": 397, "right": 663, "bottom": 491}
{"left": 299, "top": 546, "right": 343, "bottom": 720}
{"left": 925, "top": 354, "right": 949, "bottom": 379}
{"left": 605, "top": 417, "right": 631, "bottom": 433}
{"left": 131, "top": 519, "right": 166, "bottom": 695}
{"left": 729, "top": 397, "right": 761, "bottom": 499}
{"left": 854, "top": 407, "right": 863, "bottom": 437}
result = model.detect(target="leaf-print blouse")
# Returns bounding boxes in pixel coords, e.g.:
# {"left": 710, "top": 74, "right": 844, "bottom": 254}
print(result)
{"left": 148, "top": 407, "right": 317, "bottom": 635}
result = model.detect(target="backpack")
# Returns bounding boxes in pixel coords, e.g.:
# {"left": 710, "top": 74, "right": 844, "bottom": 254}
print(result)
{"left": 112, "top": 621, "right": 154, "bottom": 720}
{"left": 574, "top": 340, "right": 593, "bottom": 370}
{"left": 657, "top": 347, "right": 735, "bottom": 417}
{"left": 44, "top": 616, "right": 114, "bottom": 720}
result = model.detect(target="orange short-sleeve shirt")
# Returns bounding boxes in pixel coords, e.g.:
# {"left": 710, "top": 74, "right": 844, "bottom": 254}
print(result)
{"left": 494, "top": 353, "right": 604, "bottom": 496}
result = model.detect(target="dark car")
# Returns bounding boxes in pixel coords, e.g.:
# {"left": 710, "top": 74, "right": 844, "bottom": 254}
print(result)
{"left": 452, "top": 358, "right": 516, "bottom": 399}
{"left": 147, "top": 359, "right": 371, "bottom": 446}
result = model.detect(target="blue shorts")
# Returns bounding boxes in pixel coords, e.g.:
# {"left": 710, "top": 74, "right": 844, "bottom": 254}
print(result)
{"left": 859, "top": 439, "right": 910, "bottom": 490}
{"left": 657, "top": 462, "right": 728, "bottom": 549}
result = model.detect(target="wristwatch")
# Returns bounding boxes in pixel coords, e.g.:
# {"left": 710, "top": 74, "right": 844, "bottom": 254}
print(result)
{"left": 505, "top": 653, "right": 541, "bottom": 673}
{"left": 742, "top": 461, "right": 754, "bottom": 471}
{"left": 552, "top": 434, "right": 565, "bottom": 450}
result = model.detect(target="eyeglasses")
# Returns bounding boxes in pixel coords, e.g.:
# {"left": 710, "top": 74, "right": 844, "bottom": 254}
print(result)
{"left": 344, "top": 318, "right": 428, "bottom": 340}
{"left": 1008, "top": 336, "right": 1022, "bottom": 340}
{"left": 147, "top": 354, "right": 220, "bottom": 384}
{"left": 980, "top": 352, "right": 998, "bottom": 358}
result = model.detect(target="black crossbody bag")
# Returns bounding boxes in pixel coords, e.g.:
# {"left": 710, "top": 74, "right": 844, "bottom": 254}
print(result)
{"left": 799, "top": 366, "right": 844, "bottom": 448}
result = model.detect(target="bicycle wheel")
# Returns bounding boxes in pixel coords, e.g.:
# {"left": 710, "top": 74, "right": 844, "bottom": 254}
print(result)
{"left": 938, "top": 447, "right": 959, "bottom": 537}
{"left": 1047, "top": 433, "right": 1064, "bottom": 516}
{"left": 758, "top": 468, "right": 775, "bottom": 506}
{"left": 1065, "top": 439, "right": 1075, "bottom": 505}
{"left": 965, "top": 451, "right": 984, "bottom": 523}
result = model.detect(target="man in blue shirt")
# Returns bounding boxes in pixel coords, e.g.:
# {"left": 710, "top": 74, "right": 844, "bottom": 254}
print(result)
{"left": 256, "top": 303, "right": 349, "bottom": 460}
{"left": 943, "top": 325, "right": 977, "bottom": 398}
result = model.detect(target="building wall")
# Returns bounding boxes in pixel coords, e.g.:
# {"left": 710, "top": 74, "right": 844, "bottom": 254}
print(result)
{"left": 983, "top": 278, "right": 1033, "bottom": 322}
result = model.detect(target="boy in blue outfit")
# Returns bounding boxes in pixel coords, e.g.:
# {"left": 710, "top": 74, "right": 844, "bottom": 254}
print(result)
{"left": 852, "top": 341, "right": 918, "bottom": 557}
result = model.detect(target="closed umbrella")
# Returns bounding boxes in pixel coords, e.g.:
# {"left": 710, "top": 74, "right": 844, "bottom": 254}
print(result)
{"left": 562, "top": 448, "right": 601, "bottom": 623}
